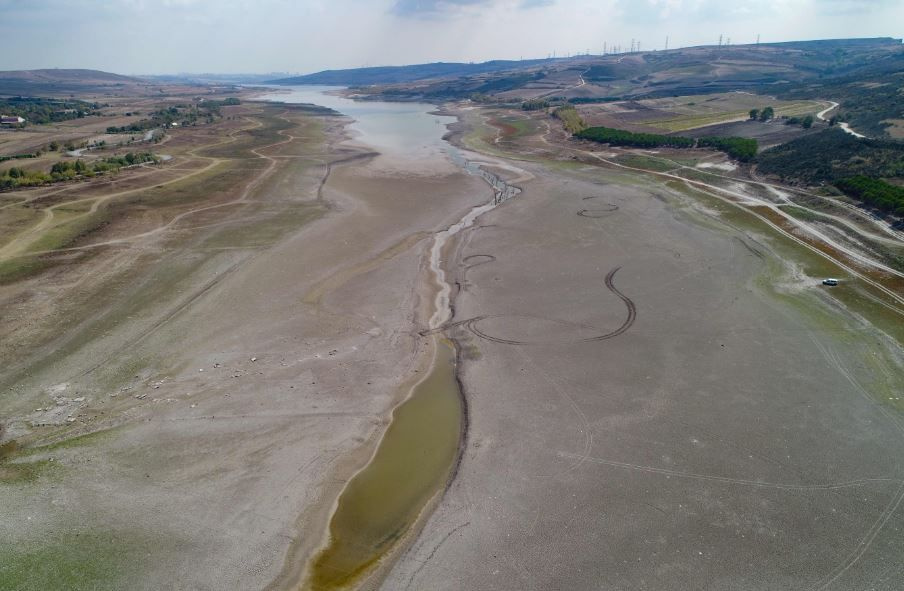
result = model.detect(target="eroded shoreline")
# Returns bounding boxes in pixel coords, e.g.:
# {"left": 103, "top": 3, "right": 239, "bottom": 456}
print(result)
{"left": 297, "top": 108, "right": 527, "bottom": 589}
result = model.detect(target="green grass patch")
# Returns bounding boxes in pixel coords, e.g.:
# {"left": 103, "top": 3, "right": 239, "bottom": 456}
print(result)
{"left": 0, "top": 458, "right": 55, "bottom": 484}
{"left": 0, "top": 256, "right": 51, "bottom": 285}
{"left": 0, "top": 530, "right": 149, "bottom": 591}
{"left": 779, "top": 204, "right": 822, "bottom": 222}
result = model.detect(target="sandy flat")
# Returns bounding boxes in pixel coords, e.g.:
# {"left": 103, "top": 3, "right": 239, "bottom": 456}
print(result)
{"left": 0, "top": 106, "right": 489, "bottom": 590}
{"left": 382, "top": 127, "right": 904, "bottom": 590}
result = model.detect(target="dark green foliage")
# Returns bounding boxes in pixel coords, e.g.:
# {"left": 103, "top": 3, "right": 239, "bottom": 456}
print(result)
{"left": 698, "top": 136, "right": 758, "bottom": 161}
{"left": 521, "top": 99, "right": 549, "bottom": 111}
{"left": 473, "top": 74, "right": 533, "bottom": 94}
{"left": 576, "top": 126, "right": 695, "bottom": 149}
{"left": 802, "top": 114, "right": 814, "bottom": 129}
{"left": 0, "top": 96, "right": 100, "bottom": 125}
{"left": 749, "top": 108, "right": 759, "bottom": 120}
{"left": 1, "top": 152, "right": 158, "bottom": 190}
{"left": 583, "top": 65, "right": 618, "bottom": 82}
{"left": 835, "top": 175, "right": 904, "bottom": 216}
{"left": 756, "top": 128, "right": 904, "bottom": 183}
{"left": 759, "top": 106, "right": 774, "bottom": 121}
{"left": 0, "top": 153, "right": 37, "bottom": 163}
{"left": 767, "top": 59, "right": 904, "bottom": 138}
{"left": 576, "top": 126, "right": 756, "bottom": 160}
{"left": 106, "top": 100, "right": 231, "bottom": 133}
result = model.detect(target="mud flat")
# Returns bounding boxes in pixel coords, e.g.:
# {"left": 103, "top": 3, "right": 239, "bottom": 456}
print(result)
{"left": 382, "top": 106, "right": 904, "bottom": 590}
{"left": 0, "top": 90, "right": 489, "bottom": 589}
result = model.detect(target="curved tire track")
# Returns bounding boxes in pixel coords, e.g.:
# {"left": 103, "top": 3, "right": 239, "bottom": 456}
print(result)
{"left": 580, "top": 266, "right": 636, "bottom": 342}
{"left": 428, "top": 267, "right": 636, "bottom": 345}
{"left": 577, "top": 205, "right": 619, "bottom": 218}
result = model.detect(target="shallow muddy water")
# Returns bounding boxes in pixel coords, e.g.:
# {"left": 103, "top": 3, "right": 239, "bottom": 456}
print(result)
{"left": 260, "top": 87, "right": 522, "bottom": 588}
{"left": 259, "top": 87, "right": 470, "bottom": 588}
{"left": 306, "top": 337, "right": 461, "bottom": 589}
{"left": 258, "top": 86, "right": 457, "bottom": 171}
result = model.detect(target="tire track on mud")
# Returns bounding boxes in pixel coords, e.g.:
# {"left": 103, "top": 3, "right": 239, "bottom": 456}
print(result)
{"left": 425, "top": 266, "right": 636, "bottom": 346}
{"left": 581, "top": 267, "right": 636, "bottom": 343}
{"left": 578, "top": 195, "right": 619, "bottom": 218}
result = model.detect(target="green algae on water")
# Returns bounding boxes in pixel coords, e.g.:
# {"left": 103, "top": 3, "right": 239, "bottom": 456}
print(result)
{"left": 307, "top": 338, "right": 462, "bottom": 590}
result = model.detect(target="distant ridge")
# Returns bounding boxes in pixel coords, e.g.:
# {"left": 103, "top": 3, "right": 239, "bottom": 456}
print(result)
{"left": 267, "top": 59, "right": 556, "bottom": 86}
{"left": 269, "top": 37, "right": 902, "bottom": 88}
{"left": 0, "top": 69, "right": 144, "bottom": 95}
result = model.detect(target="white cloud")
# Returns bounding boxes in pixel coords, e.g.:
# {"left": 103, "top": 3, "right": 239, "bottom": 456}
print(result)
{"left": 0, "top": 0, "right": 900, "bottom": 73}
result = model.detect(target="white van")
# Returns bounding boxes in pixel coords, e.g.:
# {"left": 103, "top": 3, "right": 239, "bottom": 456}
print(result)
{"left": 822, "top": 278, "right": 839, "bottom": 286}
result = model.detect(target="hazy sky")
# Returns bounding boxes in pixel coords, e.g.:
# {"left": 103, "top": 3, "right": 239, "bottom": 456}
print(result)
{"left": 1, "top": 0, "right": 901, "bottom": 75}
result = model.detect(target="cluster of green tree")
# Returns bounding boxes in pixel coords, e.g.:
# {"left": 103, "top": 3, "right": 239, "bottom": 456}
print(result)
{"left": 697, "top": 136, "right": 758, "bottom": 161}
{"left": 1, "top": 152, "right": 158, "bottom": 190}
{"left": 834, "top": 176, "right": 904, "bottom": 216}
{"left": 472, "top": 74, "right": 535, "bottom": 94}
{"left": 552, "top": 105, "right": 586, "bottom": 133}
{"left": 748, "top": 106, "right": 774, "bottom": 121}
{"left": 521, "top": 99, "right": 549, "bottom": 111}
{"left": 756, "top": 128, "right": 904, "bottom": 184}
{"left": 107, "top": 101, "right": 233, "bottom": 133}
{"left": 575, "top": 126, "right": 758, "bottom": 160}
{"left": 767, "top": 69, "right": 904, "bottom": 138}
{"left": 0, "top": 153, "right": 37, "bottom": 163}
{"left": 784, "top": 114, "right": 815, "bottom": 129}
{"left": 576, "top": 126, "right": 696, "bottom": 149}
{"left": 197, "top": 97, "right": 241, "bottom": 115}
{"left": 582, "top": 65, "right": 619, "bottom": 82}
{"left": 0, "top": 97, "right": 100, "bottom": 125}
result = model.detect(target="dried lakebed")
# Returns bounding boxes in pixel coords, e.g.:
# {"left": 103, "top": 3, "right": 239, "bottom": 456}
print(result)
{"left": 259, "top": 87, "right": 523, "bottom": 589}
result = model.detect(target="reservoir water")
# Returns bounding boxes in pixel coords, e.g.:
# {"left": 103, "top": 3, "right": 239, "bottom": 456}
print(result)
{"left": 259, "top": 86, "right": 467, "bottom": 589}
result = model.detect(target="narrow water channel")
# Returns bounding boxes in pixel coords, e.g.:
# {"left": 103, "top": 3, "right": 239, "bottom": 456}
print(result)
{"left": 259, "top": 87, "right": 517, "bottom": 589}
{"left": 307, "top": 337, "right": 460, "bottom": 589}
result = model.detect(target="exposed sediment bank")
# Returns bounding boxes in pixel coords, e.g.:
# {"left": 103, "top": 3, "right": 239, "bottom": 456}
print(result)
{"left": 280, "top": 91, "right": 524, "bottom": 590}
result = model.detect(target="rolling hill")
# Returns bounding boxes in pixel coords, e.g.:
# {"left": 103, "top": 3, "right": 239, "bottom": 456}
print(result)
{"left": 0, "top": 69, "right": 146, "bottom": 95}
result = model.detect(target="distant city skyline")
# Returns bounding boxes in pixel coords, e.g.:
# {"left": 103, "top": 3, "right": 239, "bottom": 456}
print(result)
{"left": 0, "top": 0, "right": 901, "bottom": 75}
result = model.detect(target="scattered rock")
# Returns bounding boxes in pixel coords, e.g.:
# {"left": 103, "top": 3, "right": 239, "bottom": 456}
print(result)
{"left": 250, "top": 357, "right": 257, "bottom": 362}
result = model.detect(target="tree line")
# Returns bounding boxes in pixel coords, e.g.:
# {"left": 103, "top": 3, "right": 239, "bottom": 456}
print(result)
{"left": 575, "top": 126, "right": 757, "bottom": 161}
{"left": 1, "top": 152, "right": 158, "bottom": 190}
{"left": 834, "top": 176, "right": 904, "bottom": 217}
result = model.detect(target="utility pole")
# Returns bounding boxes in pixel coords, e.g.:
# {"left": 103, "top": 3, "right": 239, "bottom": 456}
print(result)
{"left": 665, "top": 36, "right": 669, "bottom": 51}
{"left": 756, "top": 34, "right": 760, "bottom": 45}
{"left": 603, "top": 41, "right": 607, "bottom": 55}
{"left": 726, "top": 37, "right": 731, "bottom": 46}
{"left": 637, "top": 41, "right": 641, "bottom": 53}
{"left": 718, "top": 34, "right": 723, "bottom": 47}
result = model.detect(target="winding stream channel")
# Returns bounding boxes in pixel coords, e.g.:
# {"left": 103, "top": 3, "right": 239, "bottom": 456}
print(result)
{"left": 258, "top": 87, "right": 519, "bottom": 589}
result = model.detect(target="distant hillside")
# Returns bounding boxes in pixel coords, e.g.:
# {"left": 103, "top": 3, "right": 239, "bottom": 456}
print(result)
{"left": 290, "top": 37, "right": 902, "bottom": 138}
{"left": 756, "top": 128, "right": 904, "bottom": 184}
{"left": 268, "top": 59, "right": 555, "bottom": 86}
{"left": 0, "top": 69, "right": 144, "bottom": 95}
